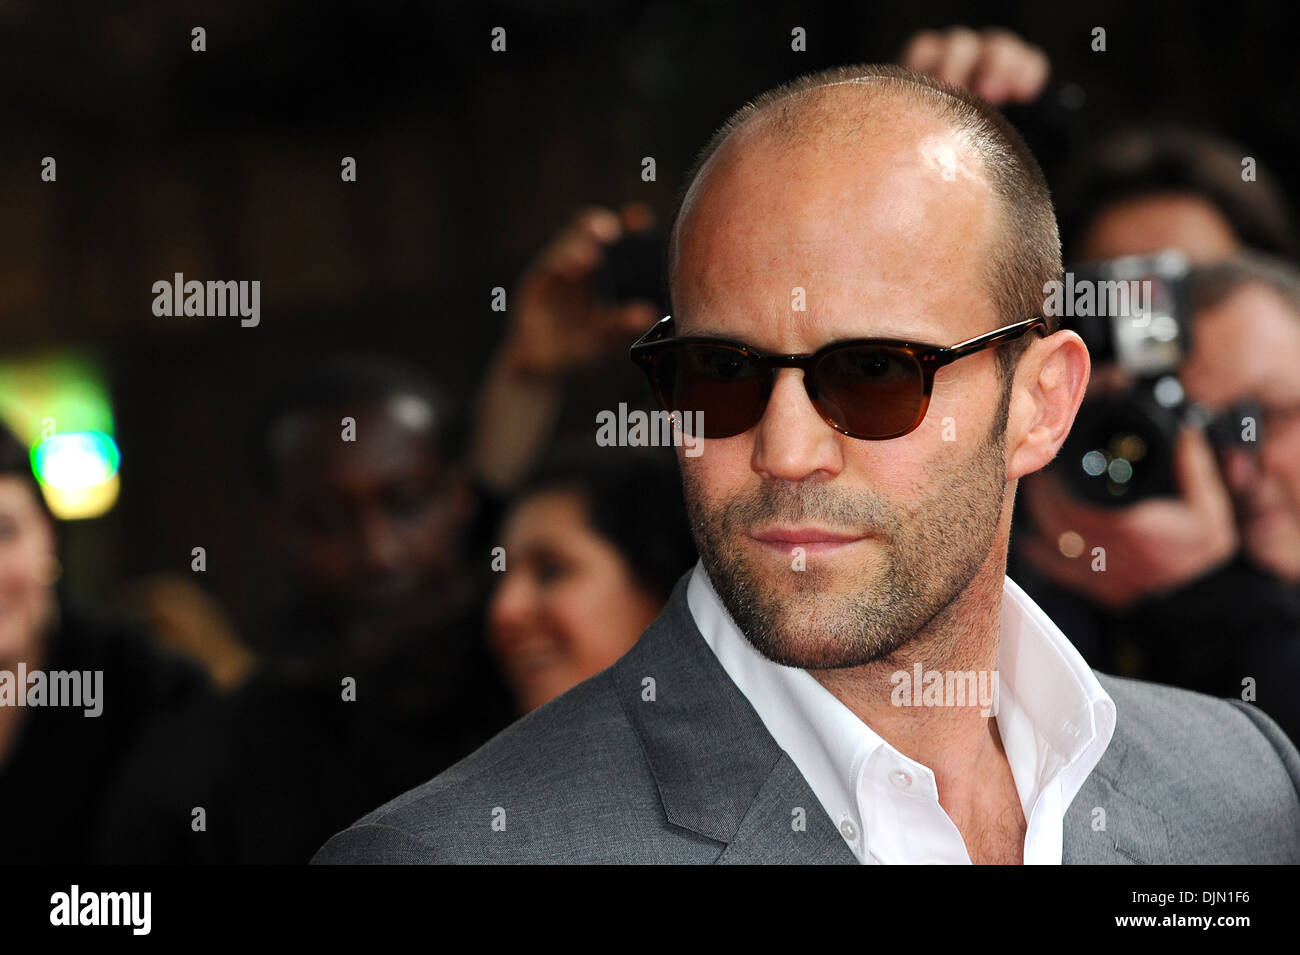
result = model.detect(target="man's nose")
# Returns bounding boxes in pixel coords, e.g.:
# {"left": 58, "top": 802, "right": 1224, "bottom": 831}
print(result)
{"left": 750, "top": 369, "right": 845, "bottom": 482}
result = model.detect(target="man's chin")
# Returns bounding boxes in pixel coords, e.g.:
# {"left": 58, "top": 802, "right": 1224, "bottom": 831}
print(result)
{"left": 733, "top": 544, "right": 882, "bottom": 596}
{"left": 740, "top": 615, "right": 888, "bottom": 670}
{"left": 711, "top": 569, "right": 868, "bottom": 663}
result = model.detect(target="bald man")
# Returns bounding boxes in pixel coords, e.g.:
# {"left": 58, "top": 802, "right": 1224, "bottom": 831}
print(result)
{"left": 315, "top": 65, "right": 1300, "bottom": 865}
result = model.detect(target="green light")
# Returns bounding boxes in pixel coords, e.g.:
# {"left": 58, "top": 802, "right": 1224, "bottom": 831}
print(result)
{"left": 0, "top": 355, "right": 115, "bottom": 444}
{"left": 32, "top": 431, "right": 121, "bottom": 489}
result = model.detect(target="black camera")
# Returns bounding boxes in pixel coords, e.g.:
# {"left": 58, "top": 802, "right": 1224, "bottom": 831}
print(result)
{"left": 593, "top": 229, "right": 668, "bottom": 311}
{"left": 1053, "top": 251, "right": 1258, "bottom": 507}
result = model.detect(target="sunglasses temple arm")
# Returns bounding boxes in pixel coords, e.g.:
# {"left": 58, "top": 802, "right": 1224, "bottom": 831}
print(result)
{"left": 631, "top": 316, "right": 674, "bottom": 349}
{"left": 947, "top": 318, "right": 1047, "bottom": 360}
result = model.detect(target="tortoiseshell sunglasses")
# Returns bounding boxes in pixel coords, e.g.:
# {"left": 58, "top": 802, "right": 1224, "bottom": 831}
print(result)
{"left": 630, "top": 315, "right": 1047, "bottom": 440}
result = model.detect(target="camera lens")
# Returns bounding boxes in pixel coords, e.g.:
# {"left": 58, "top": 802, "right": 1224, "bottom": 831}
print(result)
{"left": 1058, "top": 391, "right": 1180, "bottom": 506}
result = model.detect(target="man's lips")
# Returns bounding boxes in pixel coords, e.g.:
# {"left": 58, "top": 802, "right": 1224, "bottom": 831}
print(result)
{"left": 748, "top": 525, "right": 872, "bottom": 554}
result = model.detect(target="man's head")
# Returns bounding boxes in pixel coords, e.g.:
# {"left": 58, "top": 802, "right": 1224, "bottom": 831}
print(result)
{"left": 665, "top": 64, "right": 1088, "bottom": 668}
{"left": 249, "top": 356, "right": 471, "bottom": 638}
{"left": 1183, "top": 254, "right": 1300, "bottom": 582}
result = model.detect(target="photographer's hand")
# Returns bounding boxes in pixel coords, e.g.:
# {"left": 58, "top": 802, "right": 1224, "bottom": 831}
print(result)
{"left": 502, "top": 204, "right": 658, "bottom": 379}
{"left": 469, "top": 204, "right": 658, "bottom": 491}
{"left": 1016, "top": 426, "right": 1239, "bottom": 610}
{"left": 900, "top": 27, "right": 1050, "bottom": 105}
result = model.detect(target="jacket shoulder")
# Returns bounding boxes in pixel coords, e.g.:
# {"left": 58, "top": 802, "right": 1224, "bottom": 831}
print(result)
{"left": 313, "top": 665, "right": 707, "bottom": 864}
{"left": 1093, "top": 672, "right": 1300, "bottom": 860}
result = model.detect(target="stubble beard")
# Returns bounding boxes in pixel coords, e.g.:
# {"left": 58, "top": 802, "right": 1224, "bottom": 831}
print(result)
{"left": 682, "top": 419, "right": 1009, "bottom": 670}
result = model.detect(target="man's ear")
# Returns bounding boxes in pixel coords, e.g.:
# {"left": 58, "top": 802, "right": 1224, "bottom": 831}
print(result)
{"left": 1005, "top": 329, "right": 1090, "bottom": 481}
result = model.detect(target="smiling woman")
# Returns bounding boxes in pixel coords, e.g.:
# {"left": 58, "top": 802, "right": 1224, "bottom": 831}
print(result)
{"left": 488, "top": 445, "right": 696, "bottom": 713}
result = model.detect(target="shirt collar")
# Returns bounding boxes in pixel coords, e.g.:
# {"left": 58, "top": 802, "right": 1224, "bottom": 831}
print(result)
{"left": 997, "top": 573, "right": 1116, "bottom": 812}
{"left": 686, "top": 559, "right": 1116, "bottom": 861}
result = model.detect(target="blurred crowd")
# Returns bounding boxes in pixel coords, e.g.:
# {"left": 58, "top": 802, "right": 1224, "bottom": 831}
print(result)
{"left": 2, "top": 27, "right": 1299, "bottom": 863}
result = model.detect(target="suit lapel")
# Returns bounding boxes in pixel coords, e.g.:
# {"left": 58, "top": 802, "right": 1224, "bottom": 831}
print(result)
{"left": 715, "top": 754, "right": 858, "bottom": 864}
{"left": 612, "top": 575, "right": 851, "bottom": 862}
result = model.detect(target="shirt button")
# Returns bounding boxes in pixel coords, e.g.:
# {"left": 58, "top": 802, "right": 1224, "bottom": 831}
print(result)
{"left": 839, "top": 819, "right": 858, "bottom": 841}
{"left": 890, "top": 770, "right": 912, "bottom": 788}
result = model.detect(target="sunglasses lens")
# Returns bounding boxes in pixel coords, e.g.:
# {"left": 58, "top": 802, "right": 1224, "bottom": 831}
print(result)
{"left": 814, "top": 346, "right": 926, "bottom": 438}
{"left": 647, "top": 344, "right": 767, "bottom": 438}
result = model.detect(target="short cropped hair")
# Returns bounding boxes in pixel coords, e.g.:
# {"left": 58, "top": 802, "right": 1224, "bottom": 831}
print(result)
{"left": 667, "top": 63, "right": 1063, "bottom": 388}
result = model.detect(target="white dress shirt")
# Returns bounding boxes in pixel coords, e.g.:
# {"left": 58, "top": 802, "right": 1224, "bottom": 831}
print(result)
{"left": 686, "top": 560, "right": 1116, "bottom": 864}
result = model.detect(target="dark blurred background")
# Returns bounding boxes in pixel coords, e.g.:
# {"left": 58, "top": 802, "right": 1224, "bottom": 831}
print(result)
{"left": 2, "top": 0, "right": 1295, "bottom": 649}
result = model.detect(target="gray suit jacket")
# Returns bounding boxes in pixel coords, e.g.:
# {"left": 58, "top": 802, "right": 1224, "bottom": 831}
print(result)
{"left": 313, "top": 574, "right": 1300, "bottom": 864}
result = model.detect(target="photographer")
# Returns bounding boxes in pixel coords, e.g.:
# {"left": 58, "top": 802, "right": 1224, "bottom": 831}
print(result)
{"left": 1012, "top": 253, "right": 1300, "bottom": 740}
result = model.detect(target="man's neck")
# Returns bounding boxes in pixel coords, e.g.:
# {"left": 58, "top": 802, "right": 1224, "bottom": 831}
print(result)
{"left": 808, "top": 549, "right": 1016, "bottom": 831}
